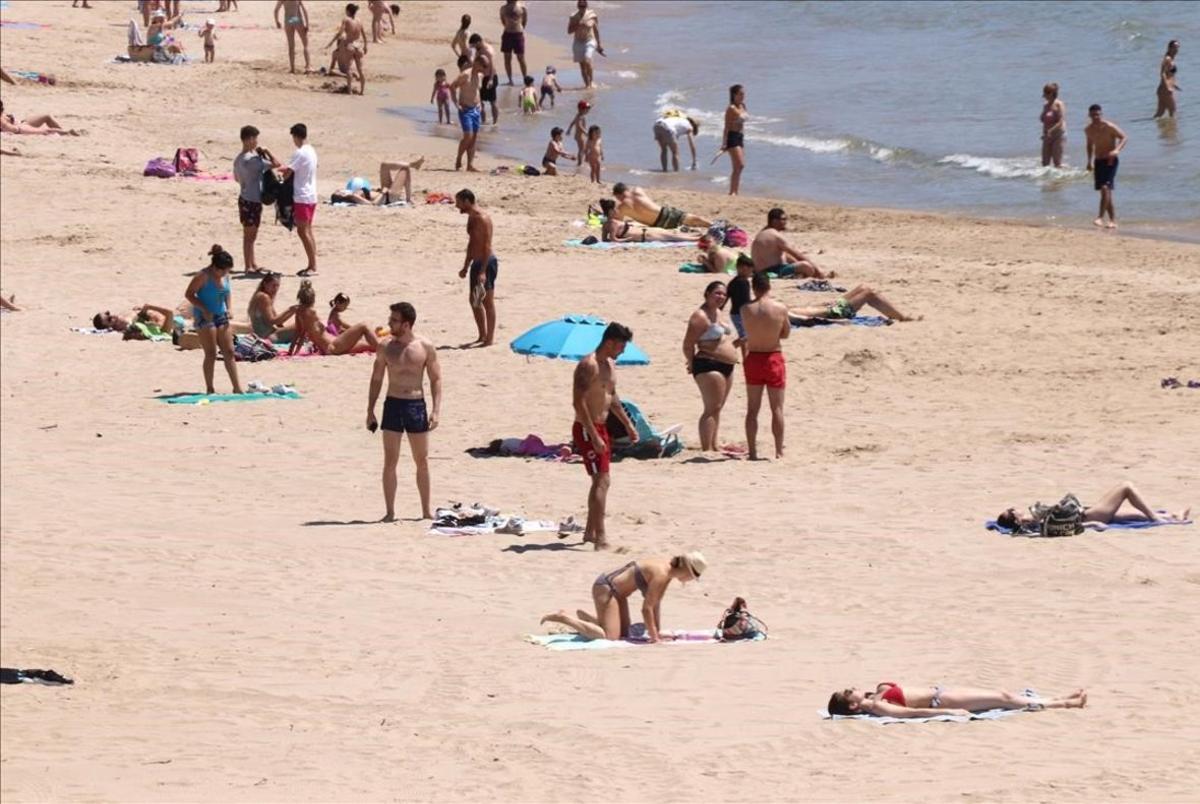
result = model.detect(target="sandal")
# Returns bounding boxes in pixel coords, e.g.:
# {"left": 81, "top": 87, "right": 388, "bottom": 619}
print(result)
{"left": 297, "top": 267, "right": 318, "bottom": 277}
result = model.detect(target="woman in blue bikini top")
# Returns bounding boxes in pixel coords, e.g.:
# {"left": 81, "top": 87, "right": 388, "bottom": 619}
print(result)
{"left": 540, "top": 552, "right": 707, "bottom": 643}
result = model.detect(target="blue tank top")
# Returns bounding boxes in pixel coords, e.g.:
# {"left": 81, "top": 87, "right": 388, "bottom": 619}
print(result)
{"left": 193, "top": 271, "right": 229, "bottom": 319}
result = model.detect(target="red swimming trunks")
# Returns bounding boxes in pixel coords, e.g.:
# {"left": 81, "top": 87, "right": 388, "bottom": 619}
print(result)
{"left": 743, "top": 351, "right": 786, "bottom": 388}
{"left": 293, "top": 202, "right": 316, "bottom": 224}
{"left": 572, "top": 421, "right": 611, "bottom": 476}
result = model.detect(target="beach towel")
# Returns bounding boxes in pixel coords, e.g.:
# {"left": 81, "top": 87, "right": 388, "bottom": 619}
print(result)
{"left": 565, "top": 238, "right": 694, "bottom": 250}
{"left": 429, "top": 518, "right": 559, "bottom": 537}
{"left": 797, "top": 279, "right": 848, "bottom": 293}
{"left": 822, "top": 689, "right": 1041, "bottom": 723}
{"left": 11, "top": 70, "right": 54, "bottom": 84}
{"left": 792, "top": 316, "right": 892, "bottom": 328}
{"left": 528, "top": 629, "right": 765, "bottom": 651}
{"left": 0, "top": 21, "right": 48, "bottom": 30}
{"left": 158, "top": 391, "right": 302, "bottom": 405}
{"left": 465, "top": 434, "right": 576, "bottom": 461}
{"left": 71, "top": 327, "right": 119, "bottom": 335}
{"left": 327, "top": 199, "right": 410, "bottom": 208}
{"left": 1, "top": 668, "right": 73, "bottom": 686}
{"left": 678, "top": 262, "right": 781, "bottom": 278}
{"left": 986, "top": 514, "right": 1192, "bottom": 535}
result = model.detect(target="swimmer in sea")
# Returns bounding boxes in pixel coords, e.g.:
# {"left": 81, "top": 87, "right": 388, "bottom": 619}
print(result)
{"left": 1154, "top": 39, "right": 1181, "bottom": 119}
{"left": 720, "top": 84, "right": 747, "bottom": 195}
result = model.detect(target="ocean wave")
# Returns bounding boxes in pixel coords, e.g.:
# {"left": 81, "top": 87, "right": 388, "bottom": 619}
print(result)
{"left": 654, "top": 90, "right": 687, "bottom": 109}
{"left": 750, "top": 133, "right": 852, "bottom": 154}
{"left": 939, "top": 153, "right": 1087, "bottom": 180}
{"left": 613, "top": 70, "right": 638, "bottom": 79}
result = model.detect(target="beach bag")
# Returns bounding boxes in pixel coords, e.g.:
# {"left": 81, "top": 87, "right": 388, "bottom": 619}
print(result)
{"left": 173, "top": 147, "right": 200, "bottom": 175}
{"left": 717, "top": 597, "right": 767, "bottom": 641}
{"left": 260, "top": 167, "right": 284, "bottom": 206}
{"left": 232, "top": 334, "right": 277, "bottom": 362}
{"left": 143, "top": 157, "right": 176, "bottom": 178}
{"left": 723, "top": 225, "right": 749, "bottom": 248}
{"left": 1039, "top": 494, "right": 1085, "bottom": 537}
{"left": 706, "top": 219, "right": 729, "bottom": 245}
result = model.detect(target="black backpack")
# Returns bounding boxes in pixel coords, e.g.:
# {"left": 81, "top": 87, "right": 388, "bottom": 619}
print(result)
{"left": 716, "top": 597, "right": 767, "bottom": 641}
{"left": 1036, "top": 494, "right": 1085, "bottom": 537}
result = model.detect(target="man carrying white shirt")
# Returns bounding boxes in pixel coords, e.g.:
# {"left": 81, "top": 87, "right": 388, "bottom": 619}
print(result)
{"left": 279, "top": 122, "right": 319, "bottom": 276}
{"left": 653, "top": 113, "right": 699, "bottom": 172}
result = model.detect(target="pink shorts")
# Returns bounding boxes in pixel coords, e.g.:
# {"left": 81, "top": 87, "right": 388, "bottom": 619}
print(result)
{"left": 294, "top": 202, "right": 316, "bottom": 224}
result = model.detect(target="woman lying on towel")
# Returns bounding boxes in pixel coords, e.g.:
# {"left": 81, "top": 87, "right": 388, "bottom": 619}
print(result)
{"left": 696, "top": 236, "right": 744, "bottom": 274}
{"left": 788, "top": 284, "right": 921, "bottom": 325}
{"left": 0, "top": 100, "right": 85, "bottom": 137}
{"left": 540, "top": 552, "right": 706, "bottom": 642}
{"left": 828, "top": 683, "right": 1087, "bottom": 718}
{"left": 996, "top": 481, "right": 1191, "bottom": 532}
{"left": 92, "top": 303, "right": 183, "bottom": 340}
{"left": 598, "top": 199, "right": 704, "bottom": 244}
{"left": 289, "top": 280, "right": 379, "bottom": 355}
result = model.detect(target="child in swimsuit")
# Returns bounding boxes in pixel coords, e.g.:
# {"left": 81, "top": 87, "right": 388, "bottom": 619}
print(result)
{"left": 539, "top": 66, "right": 561, "bottom": 110}
{"left": 519, "top": 75, "right": 538, "bottom": 115}
{"left": 566, "top": 100, "right": 590, "bottom": 166}
{"left": 198, "top": 19, "right": 217, "bottom": 63}
{"left": 431, "top": 68, "right": 453, "bottom": 124}
{"left": 584, "top": 125, "right": 603, "bottom": 184}
{"left": 541, "top": 127, "right": 567, "bottom": 176}
{"left": 326, "top": 292, "right": 350, "bottom": 336}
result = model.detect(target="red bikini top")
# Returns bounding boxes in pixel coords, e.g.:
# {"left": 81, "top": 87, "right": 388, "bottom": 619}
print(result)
{"left": 878, "top": 682, "right": 906, "bottom": 706}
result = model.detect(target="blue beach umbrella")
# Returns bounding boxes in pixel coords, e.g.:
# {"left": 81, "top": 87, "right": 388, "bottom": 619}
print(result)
{"left": 510, "top": 314, "right": 650, "bottom": 366}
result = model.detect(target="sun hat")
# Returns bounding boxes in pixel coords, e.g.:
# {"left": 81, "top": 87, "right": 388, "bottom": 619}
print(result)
{"left": 206, "top": 18, "right": 215, "bottom": 26}
{"left": 682, "top": 551, "right": 707, "bottom": 580}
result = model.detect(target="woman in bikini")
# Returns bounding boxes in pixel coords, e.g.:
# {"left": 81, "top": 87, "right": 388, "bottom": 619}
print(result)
{"left": 184, "top": 247, "right": 243, "bottom": 394}
{"left": 1040, "top": 82, "right": 1066, "bottom": 168}
{"left": 995, "top": 480, "right": 1191, "bottom": 532}
{"left": 0, "top": 100, "right": 84, "bottom": 136}
{"left": 326, "top": 292, "right": 350, "bottom": 335}
{"left": 683, "top": 282, "right": 739, "bottom": 451}
{"left": 598, "top": 199, "right": 703, "bottom": 243}
{"left": 721, "top": 84, "right": 747, "bottom": 196}
{"left": 788, "top": 284, "right": 921, "bottom": 325}
{"left": 696, "top": 236, "right": 743, "bottom": 274}
{"left": 828, "top": 682, "right": 1087, "bottom": 719}
{"left": 92, "top": 303, "right": 183, "bottom": 340}
{"left": 274, "top": 0, "right": 311, "bottom": 75}
{"left": 289, "top": 280, "right": 379, "bottom": 355}
{"left": 1154, "top": 40, "right": 1181, "bottom": 119}
{"left": 540, "top": 552, "right": 707, "bottom": 642}
{"left": 246, "top": 272, "right": 297, "bottom": 342}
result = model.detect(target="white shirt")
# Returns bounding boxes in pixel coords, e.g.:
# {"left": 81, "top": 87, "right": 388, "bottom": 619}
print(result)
{"left": 656, "top": 116, "right": 693, "bottom": 139}
{"left": 289, "top": 143, "right": 318, "bottom": 204}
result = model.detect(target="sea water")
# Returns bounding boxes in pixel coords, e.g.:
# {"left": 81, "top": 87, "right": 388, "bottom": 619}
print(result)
{"left": 391, "top": 0, "right": 1200, "bottom": 241}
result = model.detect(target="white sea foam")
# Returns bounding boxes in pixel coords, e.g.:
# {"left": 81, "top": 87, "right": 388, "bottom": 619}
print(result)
{"left": 613, "top": 70, "right": 638, "bottom": 79}
{"left": 711, "top": 175, "right": 729, "bottom": 184}
{"left": 654, "top": 90, "right": 687, "bottom": 110}
{"left": 750, "top": 133, "right": 852, "bottom": 154}
{"left": 939, "top": 153, "right": 1087, "bottom": 180}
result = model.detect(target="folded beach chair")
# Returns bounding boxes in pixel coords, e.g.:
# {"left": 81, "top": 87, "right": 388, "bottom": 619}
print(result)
{"left": 605, "top": 399, "right": 683, "bottom": 459}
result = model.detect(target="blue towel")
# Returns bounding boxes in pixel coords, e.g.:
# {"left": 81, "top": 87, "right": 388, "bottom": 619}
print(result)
{"left": 159, "top": 391, "right": 302, "bottom": 405}
{"left": 792, "top": 316, "right": 891, "bottom": 329}
{"left": 822, "top": 689, "right": 1041, "bottom": 723}
{"left": 564, "top": 239, "right": 694, "bottom": 250}
{"left": 527, "top": 629, "right": 764, "bottom": 651}
{"left": 987, "top": 515, "right": 1192, "bottom": 535}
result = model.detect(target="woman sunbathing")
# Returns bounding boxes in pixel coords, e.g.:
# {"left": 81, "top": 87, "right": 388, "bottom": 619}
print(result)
{"left": 996, "top": 481, "right": 1191, "bottom": 532}
{"left": 598, "top": 199, "right": 703, "bottom": 244}
{"left": 828, "top": 683, "right": 1087, "bottom": 718}
{"left": 788, "top": 284, "right": 920, "bottom": 324}
{"left": 0, "top": 100, "right": 84, "bottom": 136}
{"left": 540, "top": 552, "right": 707, "bottom": 642}
{"left": 289, "top": 280, "right": 378, "bottom": 355}
{"left": 246, "top": 273, "right": 297, "bottom": 342}
{"left": 92, "top": 303, "right": 181, "bottom": 340}
{"left": 696, "top": 236, "right": 743, "bottom": 273}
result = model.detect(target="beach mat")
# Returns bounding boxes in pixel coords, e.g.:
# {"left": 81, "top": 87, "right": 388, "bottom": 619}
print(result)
{"left": 527, "top": 629, "right": 765, "bottom": 651}
{"left": 71, "top": 327, "right": 119, "bottom": 335}
{"left": 429, "top": 519, "right": 558, "bottom": 537}
{"left": 792, "top": 316, "right": 891, "bottom": 328}
{"left": 986, "top": 514, "right": 1192, "bottom": 535}
{"left": 565, "top": 239, "right": 694, "bottom": 250}
{"left": 796, "top": 279, "right": 848, "bottom": 292}
{"left": 0, "top": 21, "right": 48, "bottom": 30}
{"left": 678, "top": 262, "right": 785, "bottom": 278}
{"left": 158, "top": 391, "right": 301, "bottom": 405}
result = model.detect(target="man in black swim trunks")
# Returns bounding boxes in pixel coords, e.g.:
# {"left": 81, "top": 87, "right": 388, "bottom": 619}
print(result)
{"left": 367, "top": 301, "right": 443, "bottom": 521}
{"left": 469, "top": 33, "right": 499, "bottom": 125}
{"left": 455, "top": 188, "right": 498, "bottom": 346}
{"left": 1084, "top": 103, "right": 1127, "bottom": 229}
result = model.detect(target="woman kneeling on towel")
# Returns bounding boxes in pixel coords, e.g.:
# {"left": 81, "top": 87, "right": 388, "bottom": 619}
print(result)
{"left": 828, "top": 683, "right": 1087, "bottom": 718}
{"left": 598, "top": 199, "right": 704, "bottom": 244}
{"left": 996, "top": 481, "right": 1191, "bottom": 532}
{"left": 541, "top": 552, "right": 706, "bottom": 642}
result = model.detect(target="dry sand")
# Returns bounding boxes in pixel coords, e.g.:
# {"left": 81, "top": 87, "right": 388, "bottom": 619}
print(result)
{"left": 2, "top": 1, "right": 1198, "bottom": 801}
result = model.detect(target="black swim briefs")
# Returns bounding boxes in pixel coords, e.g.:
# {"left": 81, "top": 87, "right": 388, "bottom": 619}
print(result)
{"left": 382, "top": 397, "right": 429, "bottom": 434}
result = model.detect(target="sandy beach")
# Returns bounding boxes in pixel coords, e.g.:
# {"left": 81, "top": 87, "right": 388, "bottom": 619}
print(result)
{"left": 2, "top": 1, "right": 1199, "bottom": 801}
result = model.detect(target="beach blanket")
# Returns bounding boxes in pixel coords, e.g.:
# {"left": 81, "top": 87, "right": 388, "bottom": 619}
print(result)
{"left": 466, "top": 434, "right": 576, "bottom": 461}
{"left": 274, "top": 345, "right": 375, "bottom": 359}
{"left": 327, "top": 200, "right": 410, "bottom": 208}
{"left": 429, "top": 518, "right": 559, "bottom": 537}
{"left": 565, "top": 239, "right": 694, "bottom": 250}
{"left": 678, "top": 262, "right": 782, "bottom": 278}
{"left": 1, "top": 21, "right": 48, "bottom": 30}
{"left": 986, "top": 514, "right": 1192, "bottom": 535}
{"left": 520, "top": 633, "right": 763, "bottom": 652}
{"left": 822, "top": 689, "right": 1041, "bottom": 723}
{"left": 71, "top": 327, "right": 119, "bottom": 335}
{"left": 159, "top": 391, "right": 301, "bottom": 405}
{"left": 792, "top": 316, "right": 892, "bottom": 328}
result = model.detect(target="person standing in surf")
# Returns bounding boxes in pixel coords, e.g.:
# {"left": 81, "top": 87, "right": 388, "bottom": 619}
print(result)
{"left": 1084, "top": 104, "right": 1127, "bottom": 229}
{"left": 1040, "top": 83, "right": 1066, "bottom": 168}
{"left": 719, "top": 84, "right": 747, "bottom": 195}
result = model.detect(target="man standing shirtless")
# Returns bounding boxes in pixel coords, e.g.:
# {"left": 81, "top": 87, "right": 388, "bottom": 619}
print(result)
{"left": 273, "top": 0, "right": 310, "bottom": 74}
{"left": 367, "top": 302, "right": 442, "bottom": 522}
{"left": 469, "top": 34, "right": 499, "bottom": 125}
{"left": 499, "top": 0, "right": 528, "bottom": 86}
{"left": 573, "top": 323, "right": 638, "bottom": 550}
{"left": 567, "top": 0, "right": 604, "bottom": 89}
{"left": 751, "top": 208, "right": 833, "bottom": 278}
{"left": 1084, "top": 104, "right": 1127, "bottom": 229}
{"left": 740, "top": 273, "right": 790, "bottom": 460}
{"left": 455, "top": 189, "right": 498, "bottom": 346}
{"left": 450, "top": 55, "right": 481, "bottom": 171}
{"left": 610, "top": 182, "right": 710, "bottom": 230}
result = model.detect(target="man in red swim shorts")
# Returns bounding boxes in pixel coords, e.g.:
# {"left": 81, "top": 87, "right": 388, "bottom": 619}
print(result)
{"left": 572, "top": 322, "right": 638, "bottom": 550}
{"left": 739, "top": 272, "right": 790, "bottom": 460}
